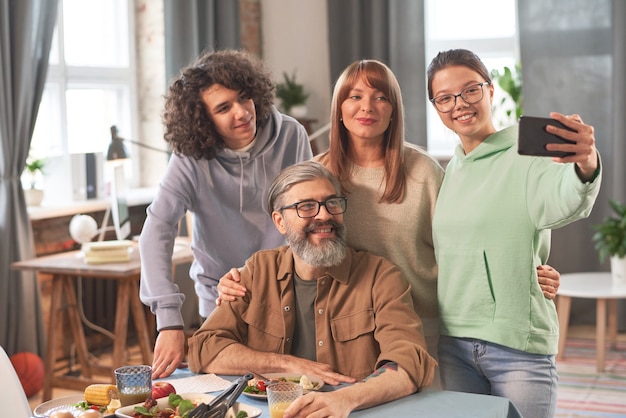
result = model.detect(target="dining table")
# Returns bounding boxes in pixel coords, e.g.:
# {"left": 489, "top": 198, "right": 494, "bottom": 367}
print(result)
{"left": 159, "top": 367, "right": 523, "bottom": 418}
{"left": 13, "top": 236, "right": 194, "bottom": 401}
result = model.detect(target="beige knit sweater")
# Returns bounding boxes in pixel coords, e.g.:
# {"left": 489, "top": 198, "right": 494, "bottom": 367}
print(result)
{"left": 316, "top": 143, "right": 444, "bottom": 337}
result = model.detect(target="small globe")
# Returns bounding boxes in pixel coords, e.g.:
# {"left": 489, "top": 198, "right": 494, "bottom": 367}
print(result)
{"left": 69, "top": 214, "right": 98, "bottom": 243}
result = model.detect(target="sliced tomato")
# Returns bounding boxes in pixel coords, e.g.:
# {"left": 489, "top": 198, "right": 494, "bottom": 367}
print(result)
{"left": 256, "top": 380, "right": 267, "bottom": 392}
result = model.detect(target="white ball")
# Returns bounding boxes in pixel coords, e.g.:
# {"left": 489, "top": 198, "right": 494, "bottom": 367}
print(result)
{"left": 69, "top": 214, "right": 98, "bottom": 243}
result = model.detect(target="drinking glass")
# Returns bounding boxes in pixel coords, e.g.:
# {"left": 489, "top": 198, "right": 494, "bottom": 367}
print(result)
{"left": 115, "top": 365, "right": 152, "bottom": 406}
{"left": 267, "top": 381, "right": 302, "bottom": 418}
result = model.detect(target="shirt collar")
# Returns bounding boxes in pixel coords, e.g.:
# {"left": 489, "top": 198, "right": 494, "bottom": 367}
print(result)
{"left": 277, "top": 246, "right": 352, "bottom": 284}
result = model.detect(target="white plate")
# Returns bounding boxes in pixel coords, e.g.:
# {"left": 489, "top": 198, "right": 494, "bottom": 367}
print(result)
{"left": 33, "top": 395, "right": 114, "bottom": 417}
{"left": 242, "top": 373, "right": 324, "bottom": 399}
{"left": 114, "top": 392, "right": 262, "bottom": 418}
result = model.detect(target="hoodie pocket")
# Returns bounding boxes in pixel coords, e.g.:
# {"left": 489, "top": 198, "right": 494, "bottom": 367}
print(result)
{"left": 438, "top": 248, "right": 495, "bottom": 322}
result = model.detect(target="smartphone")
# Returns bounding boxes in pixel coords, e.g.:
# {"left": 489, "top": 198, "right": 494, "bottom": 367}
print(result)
{"left": 517, "top": 116, "right": 576, "bottom": 157}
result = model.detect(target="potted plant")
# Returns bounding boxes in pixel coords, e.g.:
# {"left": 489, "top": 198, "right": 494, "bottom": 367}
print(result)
{"left": 275, "top": 71, "right": 309, "bottom": 118}
{"left": 490, "top": 63, "right": 522, "bottom": 128}
{"left": 592, "top": 199, "right": 626, "bottom": 283}
{"left": 23, "top": 156, "right": 46, "bottom": 206}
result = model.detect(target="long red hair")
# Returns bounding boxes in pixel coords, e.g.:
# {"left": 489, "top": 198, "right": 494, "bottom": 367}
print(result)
{"left": 325, "top": 60, "right": 406, "bottom": 203}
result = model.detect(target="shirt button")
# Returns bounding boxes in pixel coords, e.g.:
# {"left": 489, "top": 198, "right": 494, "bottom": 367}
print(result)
{"left": 318, "top": 309, "right": 323, "bottom": 315}
{"left": 321, "top": 280, "right": 326, "bottom": 285}
{"left": 286, "top": 337, "right": 291, "bottom": 342}
{"left": 284, "top": 306, "right": 291, "bottom": 311}
{"left": 318, "top": 340, "right": 323, "bottom": 347}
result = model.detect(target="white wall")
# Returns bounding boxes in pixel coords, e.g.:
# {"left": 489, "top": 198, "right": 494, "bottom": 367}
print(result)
{"left": 261, "top": 0, "right": 331, "bottom": 149}
{"left": 135, "top": 0, "right": 167, "bottom": 188}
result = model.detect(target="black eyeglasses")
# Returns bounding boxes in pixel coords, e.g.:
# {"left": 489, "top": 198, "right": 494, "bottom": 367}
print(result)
{"left": 279, "top": 197, "right": 348, "bottom": 218}
{"left": 430, "top": 82, "right": 490, "bottom": 113}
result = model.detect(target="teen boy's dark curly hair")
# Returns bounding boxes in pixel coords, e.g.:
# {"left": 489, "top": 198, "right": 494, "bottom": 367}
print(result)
{"left": 162, "top": 49, "right": 275, "bottom": 160}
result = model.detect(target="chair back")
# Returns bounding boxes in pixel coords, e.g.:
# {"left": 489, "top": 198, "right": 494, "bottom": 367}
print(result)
{"left": 0, "top": 346, "right": 32, "bottom": 417}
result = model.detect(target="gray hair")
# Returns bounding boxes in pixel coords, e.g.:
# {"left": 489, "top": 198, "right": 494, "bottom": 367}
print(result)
{"left": 266, "top": 161, "right": 342, "bottom": 215}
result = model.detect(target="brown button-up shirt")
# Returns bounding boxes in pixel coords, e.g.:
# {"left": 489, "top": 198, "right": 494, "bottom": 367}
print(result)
{"left": 188, "top": 246, "right": 437, "bottom": 390}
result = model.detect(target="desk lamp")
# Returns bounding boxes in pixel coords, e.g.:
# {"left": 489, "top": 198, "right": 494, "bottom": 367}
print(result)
{"left": 106, "top": 125, "right": 170, "bottom": 161}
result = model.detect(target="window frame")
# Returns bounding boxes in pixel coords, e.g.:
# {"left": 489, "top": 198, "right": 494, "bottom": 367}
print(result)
{"left": 424, "top": 0, "right": 520, "bottom": 158}
{"left": 30, "top": 0, "right": 140, "bottom": 195}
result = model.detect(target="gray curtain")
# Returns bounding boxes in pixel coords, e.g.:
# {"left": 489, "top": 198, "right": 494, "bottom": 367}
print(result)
{"left": 327, "top": 0, "right": 427, "bottom": 147}
{"left": 519, "top": 0, "right": 625, "bottom": 327}
{"left": 0, "top": 0, "right": 58, "bottom": 356}
{"left": 164, "top": 0, "right": 240, "bottom": 85}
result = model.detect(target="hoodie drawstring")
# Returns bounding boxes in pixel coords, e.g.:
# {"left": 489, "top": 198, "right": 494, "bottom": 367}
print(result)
{"left": 238, "top": 155, "right": 244, "bottom": 213}
{"left": 261, "top": 154, "right": 268, "bottom": 213}
{"left": 234, "top": 150, "right": 269, "bottom": 214}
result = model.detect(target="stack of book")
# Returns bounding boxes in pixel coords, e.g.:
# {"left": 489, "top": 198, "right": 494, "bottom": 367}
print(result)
{"left": 82, "top": 240, "right": 133, "bottom": 264}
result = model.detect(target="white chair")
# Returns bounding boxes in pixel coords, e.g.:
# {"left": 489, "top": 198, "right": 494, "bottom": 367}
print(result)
{"left": 0, "top": 346, "right": 32, "bottom": 417}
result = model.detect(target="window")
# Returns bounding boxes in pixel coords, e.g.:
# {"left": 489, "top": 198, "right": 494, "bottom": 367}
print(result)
{"left": 29, "top": 0, "right": 137, "bottom": 191}
{"left": 424, "top": 0, "right": 519, "bottom": 157}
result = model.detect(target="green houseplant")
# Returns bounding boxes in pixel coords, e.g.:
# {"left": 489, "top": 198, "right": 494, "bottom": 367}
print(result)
{"left": 24, "top": 156, "right": 46, "bottom": 189}
{"left": 275, "top": 71, "right": 309, "bottom": 117}
{"left": 490, "top": 63, "right": 523, "bottom": 121}
{"left": 23, "top": 156, "right": 46, "bottom": 206}
{"left": 592, "top": 199, "right": 626, "bottom": 262}
{"left": 490, "top": 63, "right": 523, "bottom": 130}
{"left": 592, "top": 199, "right": 626, "bottom": 283}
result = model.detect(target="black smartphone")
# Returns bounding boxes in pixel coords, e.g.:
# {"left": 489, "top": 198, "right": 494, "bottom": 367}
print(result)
{"left": 518, "top": 116, "right": 576, "bottom": 157}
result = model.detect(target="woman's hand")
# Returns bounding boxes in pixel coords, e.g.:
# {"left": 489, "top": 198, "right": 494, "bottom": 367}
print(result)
{"left": 537, "top": 264, "right": 560, "bottom": 300}
{"left": 215, "top": 267, "right": 247, "bottom": 307}
{"left": 546, "top": 112, "right": 598, "bottom": 181}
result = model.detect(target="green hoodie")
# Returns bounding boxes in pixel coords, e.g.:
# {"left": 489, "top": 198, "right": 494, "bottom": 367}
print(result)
{"left": 433, "top": 125, "right": 601, "bottom": 355}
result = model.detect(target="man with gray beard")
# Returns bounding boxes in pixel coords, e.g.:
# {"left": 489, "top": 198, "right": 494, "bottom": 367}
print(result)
{"left": 187, "top": 161, "right": 436, "bottom": 417}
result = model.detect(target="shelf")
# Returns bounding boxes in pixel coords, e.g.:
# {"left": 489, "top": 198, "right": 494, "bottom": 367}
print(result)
{"left": 27, "top": 187, "right": 157, "bottom": 221}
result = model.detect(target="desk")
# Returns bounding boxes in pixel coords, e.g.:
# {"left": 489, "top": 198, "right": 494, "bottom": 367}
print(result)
{"left": 557, "top": 272, "right": 626, "bottom": 372}
{"left": 12, "top": 237, "right": 193, "bottom": 401}
{"left": 162, "top": 369, "right": 522, "bottom": 418}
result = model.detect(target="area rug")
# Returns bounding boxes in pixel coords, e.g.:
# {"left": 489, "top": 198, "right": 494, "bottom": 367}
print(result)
{"left": 556, "top": 338, "right": 626, "bottom": 417}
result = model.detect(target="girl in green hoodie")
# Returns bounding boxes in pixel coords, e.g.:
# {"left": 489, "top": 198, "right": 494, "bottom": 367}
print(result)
{"left": 428, "top": 48, "right": 601, "bottom": 417}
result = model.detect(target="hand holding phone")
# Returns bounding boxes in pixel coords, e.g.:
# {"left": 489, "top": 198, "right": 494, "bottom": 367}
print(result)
{"left": 518, "top": 116, "right": 576, "bottom": 157}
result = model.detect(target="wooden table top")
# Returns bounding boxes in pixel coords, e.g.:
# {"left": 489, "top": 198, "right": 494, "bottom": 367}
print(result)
{"left": 12, "top": 237, "right": 193, "bottom": 279}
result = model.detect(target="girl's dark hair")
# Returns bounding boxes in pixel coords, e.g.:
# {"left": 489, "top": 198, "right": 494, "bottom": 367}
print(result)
{"left": 426, "top": 49, "right": 492, "bottom": 100}
{"left": 326, "top": 59, "right": 407, "bottom": 203}
{"left": 162, "top": 49, "right": 275, "bottom": 160}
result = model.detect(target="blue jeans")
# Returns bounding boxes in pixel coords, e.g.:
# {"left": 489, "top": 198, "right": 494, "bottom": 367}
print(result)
{"left": 438, "top": 336, "right": 558, "bottom": 418}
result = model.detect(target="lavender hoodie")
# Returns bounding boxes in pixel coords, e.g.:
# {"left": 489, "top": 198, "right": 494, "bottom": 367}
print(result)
{"left": 139, "top": 107, "right": 312, "bottom": 330}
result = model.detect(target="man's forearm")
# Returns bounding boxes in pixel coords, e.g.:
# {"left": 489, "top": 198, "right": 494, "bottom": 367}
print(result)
{"left": 338, "top": 363, "right": 416, "bottom": 411}
{"left": 201, "top": 343, "right": 286, "bottom": 375}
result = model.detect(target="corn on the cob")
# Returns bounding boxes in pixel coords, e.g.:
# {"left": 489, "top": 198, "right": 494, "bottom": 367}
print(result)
{"left": 84, "top": 383, "right": 119, "bottom": 406}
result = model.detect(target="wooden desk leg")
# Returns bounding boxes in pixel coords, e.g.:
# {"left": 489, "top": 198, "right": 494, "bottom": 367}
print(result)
{"left": 62, "top": 276, "right": 93, "bottom": 379}
{"left": 42, "top": 276, "right": 64, "bottom": 401}
{"left": 112, "top": 281, "right": 131, "bottom": 373}
{"left": 42, "top": 275, "right": 94, "bottom": 401}
{"left": 556, "top": 295, "right": 572, "bottom": 360}
{"left": 112, "top": 279, "right": 154, "bottom": 372}
{"left": 129, "top": 280, "right": 153, "bottom": 364}
{"left": 608, "top": 299, "right": 618, "bottom": 350}
{"left": 596, "top": 298, "right": 607, "bottom": 373}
